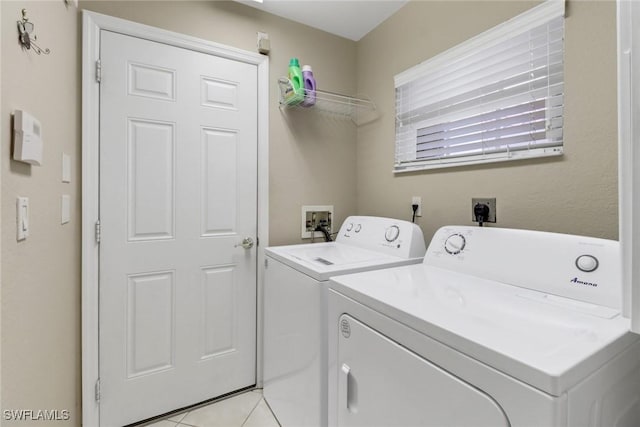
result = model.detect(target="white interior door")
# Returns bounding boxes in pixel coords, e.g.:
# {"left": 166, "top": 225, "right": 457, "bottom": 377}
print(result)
{"left": 99, "top": 30, "right": 258, "bottom": 426}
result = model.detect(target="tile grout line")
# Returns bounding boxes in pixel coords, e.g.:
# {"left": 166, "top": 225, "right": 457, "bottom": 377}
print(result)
{"left": 260, "top": 396, "right": 281, "bottom": 427}
{"left": 175, "top": 416, "right": 198, "bottom": 427}
{"left": 240, "top": 396, "right": 265, "bottom": 427}
{"left": 173, "top": 389, "right": 258, "bottom": 427}
{"left": 171, "top": 412, "right": 188, "bottom": 425}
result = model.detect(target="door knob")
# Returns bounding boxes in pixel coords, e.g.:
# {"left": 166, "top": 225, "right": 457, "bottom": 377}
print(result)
{"left": 235, "top": 237, "right": 254, "bottom": 249}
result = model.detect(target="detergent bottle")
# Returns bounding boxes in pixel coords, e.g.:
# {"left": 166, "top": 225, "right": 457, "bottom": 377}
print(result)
{"left": 287, "top": 58, "right": 304, "bottom": 105}
{"left": 301, "top": 65, "right": 317, "bottom": 107}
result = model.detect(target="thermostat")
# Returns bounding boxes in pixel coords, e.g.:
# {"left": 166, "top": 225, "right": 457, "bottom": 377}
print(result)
{"left": 13, "top": 110, "right": 43, "bottom": 166}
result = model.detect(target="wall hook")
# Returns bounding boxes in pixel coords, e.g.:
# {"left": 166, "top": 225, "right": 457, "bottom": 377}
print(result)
{"left": 17, "top": 9, "right": 50, "bottom": 55}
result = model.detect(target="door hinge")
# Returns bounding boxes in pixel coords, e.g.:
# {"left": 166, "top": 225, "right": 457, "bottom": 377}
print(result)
{"left": 95, "top": 378, "right": 101, "bottom": 402}
{"left": 95, "top": 220, "right": 101, "bottom": 244}
{"left": 95, "top": 59, "right": 102, "bottom": 83}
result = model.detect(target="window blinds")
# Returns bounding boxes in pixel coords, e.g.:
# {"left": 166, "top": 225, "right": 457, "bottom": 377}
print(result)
{"left": 394, "top": 0, "right": 565, "bottom": 172}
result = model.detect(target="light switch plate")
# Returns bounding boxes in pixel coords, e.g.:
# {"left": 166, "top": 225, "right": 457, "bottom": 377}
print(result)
{"left": 62, "top": 153, "right": 71, "bottom": 183}
{"left": 17, "top": 197, "right": 29, "bottom": 240}
{"left": 61, "top": 195, "right": 70, "bottom": 224}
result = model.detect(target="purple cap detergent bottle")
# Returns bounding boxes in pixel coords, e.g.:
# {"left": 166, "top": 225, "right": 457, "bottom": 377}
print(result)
{"left": 301, "top": 65, "right": 317, "bottom": 107}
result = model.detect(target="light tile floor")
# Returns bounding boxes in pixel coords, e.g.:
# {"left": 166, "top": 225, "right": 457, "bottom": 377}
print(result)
{"left": 141, "top": 389, "right": 280, "bottom": 427}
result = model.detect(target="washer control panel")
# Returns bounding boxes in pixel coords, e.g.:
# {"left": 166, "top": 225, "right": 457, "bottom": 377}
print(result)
{"left": 336, "top": 216, "right": 426, "bottom": 259}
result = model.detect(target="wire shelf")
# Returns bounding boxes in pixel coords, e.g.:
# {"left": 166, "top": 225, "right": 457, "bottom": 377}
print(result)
{"left": 278, "top": 77, "right": 377, "bottom": 126}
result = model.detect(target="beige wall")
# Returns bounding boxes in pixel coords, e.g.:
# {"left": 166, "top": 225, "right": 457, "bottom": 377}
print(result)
{"left": 0, "top": 0, "right": 621, "bottom": 425}
{"left": 1, "top": 1, "right": 81, "bottom": 425}
{"left": 356, "top": 0, "right": 619, "bottom": 242}
{"left": 81, "top": 0, "right": 359, "bottom": 246}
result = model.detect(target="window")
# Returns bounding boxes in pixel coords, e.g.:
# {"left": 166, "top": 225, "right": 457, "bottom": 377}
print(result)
{"left": 394, "top": 0, "right": 565, "bottom": 173}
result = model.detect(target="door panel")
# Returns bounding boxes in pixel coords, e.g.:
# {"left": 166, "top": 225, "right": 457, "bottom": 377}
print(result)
{"left": 200, "top": 265, "right": 236, "bottom": 358}
{"left": 127, "top": 271, "right": 175, "bottom": 377}
{"left": 128, "top": 62, "right": 176, "bottom": 101}
{"left": 202, "top": 128, "right": 238, "bottom": 234}
{"left": 99, "top": 30, "right": 257, "bottom": 426}
{"left": 201, "top": 77, "right": 239, "bottom": 109}
{"left": 127, "top": 119, "right": 175, "bottom": 240}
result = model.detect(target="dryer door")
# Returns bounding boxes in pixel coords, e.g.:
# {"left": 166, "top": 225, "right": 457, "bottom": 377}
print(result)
{"left": 336, "top": 314, "right": 510, "bottom": 427}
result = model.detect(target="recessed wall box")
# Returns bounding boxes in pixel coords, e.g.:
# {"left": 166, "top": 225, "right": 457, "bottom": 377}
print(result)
{"left": 301, "top": 205, "right": 334, "bottom": 239}
{"left": 13, "top": 110, "right": 43, "bottom": 166}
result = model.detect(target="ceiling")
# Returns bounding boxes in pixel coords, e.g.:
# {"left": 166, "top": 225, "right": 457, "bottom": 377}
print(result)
{"left": 234, "top": 0, "right": 409, "bottom": 41}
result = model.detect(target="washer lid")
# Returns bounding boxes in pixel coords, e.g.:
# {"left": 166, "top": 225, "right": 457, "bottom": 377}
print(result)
{"left": 266, "top": 242, "right": 421, "bottom": 281}
{"left": 329, "top": 264, "right": 637, "bottom": 396}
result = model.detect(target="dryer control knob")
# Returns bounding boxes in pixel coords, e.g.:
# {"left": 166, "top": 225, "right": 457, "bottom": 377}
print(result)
{"left": 444, "top": 233, "right": 466, "bottom": 255}
{"left": 385, "top": 225, "right": 400, "bottom": 242}
{"left": 576, "top": 255, "right": 599, "bottom": 272}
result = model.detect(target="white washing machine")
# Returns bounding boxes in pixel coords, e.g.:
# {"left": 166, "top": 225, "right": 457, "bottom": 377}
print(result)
{"left": 328, "top": 226, "right": 640, "bottom": 427}
{"left": 263, "top": 216, "right": 426, "bottom": 427}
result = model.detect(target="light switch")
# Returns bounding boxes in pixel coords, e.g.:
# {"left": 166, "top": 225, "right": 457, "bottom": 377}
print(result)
{"left": 62, "top": 153, "right": 71, "bottom": 183}
{"left": 17, "top": 197, "right": 29, "bottom": 240}
{"left": 61, "top": 195, "right": 70, "bottom": 224}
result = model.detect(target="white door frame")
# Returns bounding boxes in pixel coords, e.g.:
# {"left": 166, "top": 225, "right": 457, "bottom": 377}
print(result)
{"left": 617, "top": 0, "right": 633, "bottom": 324}
{"left": 81, "top": 11, "right": 269, "bottom": 426}
{"left": 618, "top": 0, "right": 640, "bottom": 331}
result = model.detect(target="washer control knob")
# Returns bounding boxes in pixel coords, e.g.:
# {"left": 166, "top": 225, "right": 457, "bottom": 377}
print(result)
{"left": 444, "top": 233, "right": 466, "bottom": 255}
{"left": 355, "top": 224, "right": 362, "bottom": 233}
{"left": 576, "top": 255, "right": 599, "bottom": 272}
{"left": 385, "top": 225, "right": 400, "bottom": 242}
{"left": 346, "top": 223, "right": 354, "bottom": 232}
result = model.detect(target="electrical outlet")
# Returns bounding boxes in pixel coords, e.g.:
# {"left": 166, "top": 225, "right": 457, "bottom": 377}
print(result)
{"left": 412, "top": 196, "right": 422, "bottom": 217}
{"left": 472, "top": 198, "right": 497, "bottom": 223}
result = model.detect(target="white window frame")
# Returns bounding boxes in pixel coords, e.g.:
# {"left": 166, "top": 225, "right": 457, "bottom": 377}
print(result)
{"left": 394, "top": 0, "right": 565, "bottom": 173}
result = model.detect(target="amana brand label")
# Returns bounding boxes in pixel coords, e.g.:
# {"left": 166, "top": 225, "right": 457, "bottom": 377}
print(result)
{"left": 570, "top": 277, "right": 599, "bottom": 288}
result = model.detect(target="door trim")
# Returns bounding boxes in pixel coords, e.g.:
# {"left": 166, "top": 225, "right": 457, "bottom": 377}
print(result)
{"left": 81, "top": 11, "right": 269, "bottom": 426}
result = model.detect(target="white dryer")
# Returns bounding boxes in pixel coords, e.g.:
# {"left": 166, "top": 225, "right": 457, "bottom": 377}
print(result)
{"left": 263, "top": 216, "right": 426, "bottom": 427}
{"left": 328, "top": 226, "right": 640, "bottom": 427}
